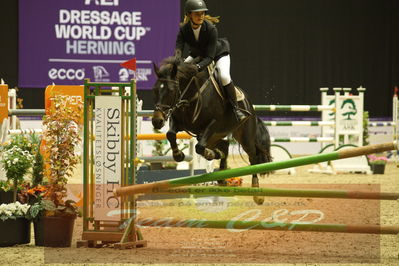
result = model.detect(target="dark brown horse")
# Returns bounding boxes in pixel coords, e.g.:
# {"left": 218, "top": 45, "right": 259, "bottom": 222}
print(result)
{"left": 152, "top": 57, "right": 272, "bottom": 204}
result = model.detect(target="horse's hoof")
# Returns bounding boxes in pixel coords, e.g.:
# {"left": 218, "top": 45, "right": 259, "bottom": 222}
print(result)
{"left": 204, "top": 148, "right": 215, "bottom": 160}
{"left": 195, "top": 144, "right": 205, "bottom": 155}
{"left": 252, "top": 177, "right": 264, "bottom": 205}
{"left": 217, "top": 180, "right": 227, "bottom": 186}
{"left": 173, "top": 151, "right": 185, "bottom": 162}
{"left": 253, "top": 196, "right": 264, "bottom": 205}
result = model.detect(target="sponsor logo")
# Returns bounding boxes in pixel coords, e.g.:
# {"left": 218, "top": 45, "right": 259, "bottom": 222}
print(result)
{"left": 341, "top": 99, "right": 357, "bottom": 120}
{"left": 48, "top": 68, "right": 85, "bottom": 80}
{"left": 93, "top": 65, "right": 110, "bottom": 82}
{"left": 118, "top": 68, "right": 151, "bottom": 82}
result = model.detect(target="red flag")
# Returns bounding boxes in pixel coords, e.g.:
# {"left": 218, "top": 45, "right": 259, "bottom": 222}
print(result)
{"left": 120, "top": 57, "right": 136, "bottom": 71}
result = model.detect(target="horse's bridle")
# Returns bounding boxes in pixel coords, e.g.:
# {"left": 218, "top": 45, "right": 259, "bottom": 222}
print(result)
{"left": 154, "top": 63, "right": 217, "bottom": 123}
{"left": 154, "top": 76, "right": 197, "bottom": 121}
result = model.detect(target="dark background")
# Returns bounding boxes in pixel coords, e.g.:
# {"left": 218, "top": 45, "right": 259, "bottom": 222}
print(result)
{"left": 1, "top": 0, "right": 398, "bottom": 118}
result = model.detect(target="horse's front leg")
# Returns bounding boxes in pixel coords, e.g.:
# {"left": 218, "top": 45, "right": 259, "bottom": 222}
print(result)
{"left": 195, "top": 119, "right": 221, "bottom": 161}
{"left": 166, "top": 120, "right": 185, "bottom": 162}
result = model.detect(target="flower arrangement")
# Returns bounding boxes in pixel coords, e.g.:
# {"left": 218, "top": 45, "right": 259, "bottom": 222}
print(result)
{"left": 226, "top": 177, "right": 243, "bottom": 187}
{"left": 367, "top": 155, "right": 388, "bottom": 165}
{"left": 17, "top": 184, "right": 46, "bottom": 205}
{"left": 0, "top": 201, "right": 29, "bottom": 221}
{"left": 39, "top": 94, "right": 83, "bottom": 217}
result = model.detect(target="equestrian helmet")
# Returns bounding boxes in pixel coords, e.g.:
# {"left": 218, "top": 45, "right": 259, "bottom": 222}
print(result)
{"left": 185, "top": 0, "right": 208, "bottom": 14}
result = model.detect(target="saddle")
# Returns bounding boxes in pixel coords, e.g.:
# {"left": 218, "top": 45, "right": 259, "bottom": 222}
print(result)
{"left": 206, "top": 63, "right": 245, "bottom": 102}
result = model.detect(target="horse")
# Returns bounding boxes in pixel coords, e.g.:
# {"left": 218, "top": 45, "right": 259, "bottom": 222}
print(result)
{"left": 151, "top": 57, "right": 272, "bottom": 205}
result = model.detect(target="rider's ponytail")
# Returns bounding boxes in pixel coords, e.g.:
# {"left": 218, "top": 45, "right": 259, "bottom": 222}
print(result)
{"left": 181, "top": 15, "right": 220, "bottom": 26}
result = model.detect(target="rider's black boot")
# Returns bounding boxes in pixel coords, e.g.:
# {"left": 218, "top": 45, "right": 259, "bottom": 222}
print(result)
{"left": 223, "top": 81, "right": 248, "bottom": 123}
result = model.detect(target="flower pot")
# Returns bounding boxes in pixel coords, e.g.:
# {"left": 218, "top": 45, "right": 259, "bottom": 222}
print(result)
{"left": 0, "top": 190, "right": 14, "bottom": 204}
{"left": 34, "top": 216, "right": 76, "bottom": 247}
{"left": 0, "top": 218, "right": 31, "bottom": 247}
{"left": 371, "top": 164, "right": 385, "bottom": 174}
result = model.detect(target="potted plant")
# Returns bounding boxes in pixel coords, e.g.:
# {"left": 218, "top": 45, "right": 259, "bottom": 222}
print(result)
{"left": 0, "top": 201, "right": 31, "bottom": 246}
{"left": 0, "top": 134, "right": 36, "bottom": 246}
{"left": 28, "top": 94, "right": 82, "bottom": 247}
{"left": 367, "top": 154, "right": 388, "bottom": 174}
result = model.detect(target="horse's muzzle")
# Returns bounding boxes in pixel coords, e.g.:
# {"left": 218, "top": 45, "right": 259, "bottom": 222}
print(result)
{"left": 152, "top": 110, "right": 165, "bottom": 129}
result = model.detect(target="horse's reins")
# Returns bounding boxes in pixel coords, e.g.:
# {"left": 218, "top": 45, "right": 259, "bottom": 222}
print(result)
{"left": 155, "top": 67, "right": 215, "bottom": 123}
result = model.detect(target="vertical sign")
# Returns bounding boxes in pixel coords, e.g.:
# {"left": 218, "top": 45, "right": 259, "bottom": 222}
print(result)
{"left": 94, "top": 96, "right": 122, "bottom": 221}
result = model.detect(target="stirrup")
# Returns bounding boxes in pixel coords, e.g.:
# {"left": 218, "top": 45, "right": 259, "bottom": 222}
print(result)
{"left": 234, "top": 109, "right": 249, "bottom": 124}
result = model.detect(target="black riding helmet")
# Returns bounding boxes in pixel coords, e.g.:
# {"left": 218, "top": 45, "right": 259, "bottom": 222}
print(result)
{"left": 185, "top": 0, "right": 208, "bottom": 14}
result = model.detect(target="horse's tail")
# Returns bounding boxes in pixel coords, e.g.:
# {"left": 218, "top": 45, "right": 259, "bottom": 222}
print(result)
{"left": 255, "top": 116, "right": 273, "bottom": 174}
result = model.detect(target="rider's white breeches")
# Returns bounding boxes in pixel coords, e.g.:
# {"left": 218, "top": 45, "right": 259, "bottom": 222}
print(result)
{"left": 215, "top": 55, "right": 231, "bottom": 86}
{"left": 184, "top": 55, "right": 232, "bottom": 86}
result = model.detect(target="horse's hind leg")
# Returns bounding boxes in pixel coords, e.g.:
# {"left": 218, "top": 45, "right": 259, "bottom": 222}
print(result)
{"left": 233, "top": 121, "right": 265, "bottom": 205}
{"left": 213, "top": 139, "right": 229, "bottom": 186}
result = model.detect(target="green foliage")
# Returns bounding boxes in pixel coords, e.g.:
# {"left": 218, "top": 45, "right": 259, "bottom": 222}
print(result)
{"left": 363, "top": 111, "right": 370, "bottom": 146}
{"left": 0, "top": 180, "right": 12, "bottom": 192}
{"left": 27, "top": 201, "right": 44, "bottom": 220}
{"left": 31, "top": 143, "right": 44, "bottom": 187}
{"left": 28, "top": 199, "right": 80, "bottom": 219}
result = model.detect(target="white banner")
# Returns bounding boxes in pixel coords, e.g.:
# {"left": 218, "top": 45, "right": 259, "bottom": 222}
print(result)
{"left": 94, "top": 96, "right": 122, "bottom": 221}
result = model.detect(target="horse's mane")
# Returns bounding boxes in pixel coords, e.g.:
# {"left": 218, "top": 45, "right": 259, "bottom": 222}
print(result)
{"left": 160, "top": 56, "right": 198, "bottom": 80}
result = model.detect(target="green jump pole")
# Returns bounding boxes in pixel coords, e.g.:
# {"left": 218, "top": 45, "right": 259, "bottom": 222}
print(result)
{"left": 148, "top": 186, "right": 399, "bottom": 200}
{"left": 136, "top": 218, "right": 399, "bottom": 235}
{"left": 114, "top": 142, "right": 398, "bottom": 196}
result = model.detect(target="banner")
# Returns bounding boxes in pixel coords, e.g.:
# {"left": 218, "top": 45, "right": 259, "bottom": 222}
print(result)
{"left": 19, "top": 0, "right": 180, "bottom": 89}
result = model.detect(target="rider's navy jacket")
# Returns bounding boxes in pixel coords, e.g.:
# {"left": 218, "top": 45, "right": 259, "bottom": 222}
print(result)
{"left": 175, "top": 20, "right": 230, "bottom": 70}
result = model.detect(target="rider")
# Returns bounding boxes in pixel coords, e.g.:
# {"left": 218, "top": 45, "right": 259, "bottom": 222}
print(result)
{"left": 174, "top": 0, "right": 248, "bottom": 123}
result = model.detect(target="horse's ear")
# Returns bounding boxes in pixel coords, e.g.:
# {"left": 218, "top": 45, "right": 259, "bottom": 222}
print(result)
{"left": 171, "top": 62, "right": 178, "bottom": 78}
{"left": 153, "top": 62, "right": 160, "bottom": 77}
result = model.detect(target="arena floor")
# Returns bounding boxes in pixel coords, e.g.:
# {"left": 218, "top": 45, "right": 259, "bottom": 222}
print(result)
{"left": 1, "top": 157, "right": 398, "bottom": 265}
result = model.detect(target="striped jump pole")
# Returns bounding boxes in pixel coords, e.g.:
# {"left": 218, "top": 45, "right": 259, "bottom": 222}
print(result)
{"left": 114, "top": 142, "right": 398, "bottom": 196}
{"left": 148, "top": 186, "right": 399, "bottom": 200}
{"left": 271, "top": 137, "right": 334, "bottom": 143}
{"left": 368, "top": 122, "right": 396, "bottom": 127}
{"left": 7, "top": 129, "right": 43, "bottom": 135}
{"left": 136, "top": 218, "right": 399, "bottom": 235}
{"left": 264, "top": 121, "right": 335, "bottom": 127}
{"left": 253, "top": 105, "right": 334, "bottom": 112}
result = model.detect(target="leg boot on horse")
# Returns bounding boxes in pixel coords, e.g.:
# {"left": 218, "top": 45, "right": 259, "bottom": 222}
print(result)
{"left": 223, "top": 81, "right": 249, "bottom": 124}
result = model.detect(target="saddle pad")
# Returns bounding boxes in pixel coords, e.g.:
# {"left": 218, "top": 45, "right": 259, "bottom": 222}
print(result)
{"left": 207, "top": 65, "right": 245, "bottom": 102}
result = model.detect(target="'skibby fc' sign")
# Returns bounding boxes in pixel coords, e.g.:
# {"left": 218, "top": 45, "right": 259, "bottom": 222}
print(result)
{"left": 94, "top": 96, "right": 122, "bottom": 221}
